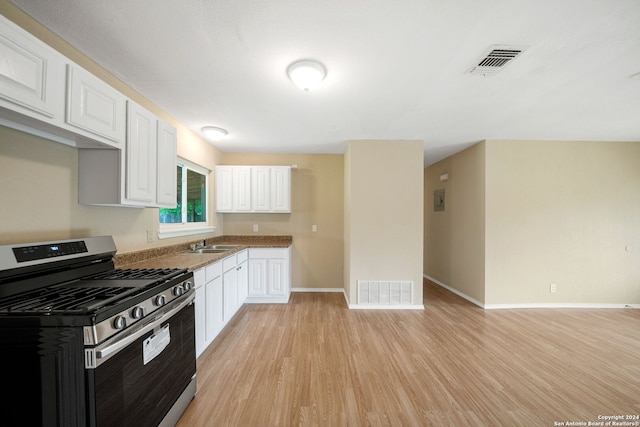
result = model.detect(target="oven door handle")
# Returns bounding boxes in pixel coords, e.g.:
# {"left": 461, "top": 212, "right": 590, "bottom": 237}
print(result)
{"left": 85, "top": 293, "right": 194, "bottom": 369}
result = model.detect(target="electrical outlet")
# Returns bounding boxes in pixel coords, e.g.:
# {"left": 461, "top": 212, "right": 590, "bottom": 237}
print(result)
{"left": 147, "top": 229, "right": 155, "bottom": 243}
{"left": 312, "top": 225, "right": 317, "bottom": 232}
{"left": 550, "top": 283, "right": 556, "bottom": 293}
{"left": 253, "top": 224, "right": 259, "bottom": 232}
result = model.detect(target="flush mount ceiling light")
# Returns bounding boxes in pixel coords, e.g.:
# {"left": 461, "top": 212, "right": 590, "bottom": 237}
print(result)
{"left": 287, "top": 59, "right": 327, "bottom": 91}
{"left": 201, "top": 126, "right": 228, "bottom": 142}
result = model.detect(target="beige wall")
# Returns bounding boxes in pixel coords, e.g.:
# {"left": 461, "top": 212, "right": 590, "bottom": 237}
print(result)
{"left": 219, "top": 153, "right": 344, "bottom": 290}
{"left": 344, "top": 140, "right": 424, "bottom": 305}
{"left": 423, "top": 142, "right": 486, "bottom": 303}
{"left": 424, "top": 139, "right": 640, "bottom": 306}
{"left": 485, "top": 140, "right": 640, "bottom": 305}
{"left": 343, "top": 146, "right": 352, "bottom": 298}
{"left": 0, "top": 2, "right": 223, "bottom": 252}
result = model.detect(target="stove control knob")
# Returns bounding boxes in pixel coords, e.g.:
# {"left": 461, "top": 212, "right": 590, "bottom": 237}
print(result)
{"left": 173, "top": 285, "right": 184, "bottom": 296}
{"left": 113, "top": 316, "right": 126, "bottom": 329}
{"left": 131, "top": 306, "right": 144, "bottom": 319}
{"left": 183, "top": 281, "right": 192, "bottom": 291}
{"left": 154, "top": 295, "right": 166, "bottom": 307}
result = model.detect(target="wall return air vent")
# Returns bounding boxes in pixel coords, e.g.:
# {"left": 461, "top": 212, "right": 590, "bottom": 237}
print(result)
{"left": 467, "top": 45, "right": 528, "bottom": 76}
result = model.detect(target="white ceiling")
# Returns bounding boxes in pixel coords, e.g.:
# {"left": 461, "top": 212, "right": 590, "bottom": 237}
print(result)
{"left": 9, "top": 0, "right": 640, "bottom": 166}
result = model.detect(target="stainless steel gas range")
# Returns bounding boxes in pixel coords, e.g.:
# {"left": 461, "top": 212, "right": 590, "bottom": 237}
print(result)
{"left": 0, "top": 236, "right": 196, "bottom": 427}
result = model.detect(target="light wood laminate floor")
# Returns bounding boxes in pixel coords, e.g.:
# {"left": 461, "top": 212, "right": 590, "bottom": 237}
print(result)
{"left": 177, "top": 279, "right": 640, "bottom": 426}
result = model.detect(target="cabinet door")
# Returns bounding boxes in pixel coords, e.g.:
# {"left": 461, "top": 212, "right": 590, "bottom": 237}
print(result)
{"left": 66, "top": 64, "right": 126, "bottom": 147}
{"left": 206, "top": 275, "right": 224, "bottom": 342}
{"left": 156, "top": 120, "right": 177, "bottom": 207}
{"left": 195, "top": 284, "right": 206, "bottom": 357}
{"left": 126, "top": 101, "right": 157, "bottom": 204}
{"left": 223, "top": 268, "right": 238, "bottom": 322}
{"left": 232, "top": 167, "right": 252, "bottom": 212}
{"left": 268, "top": 259, "right": 288, "bottom": 295}
{"left": 0, "top": 15, "right": 64, "bottom": 121}
{"left": 248, "top": 259, "right": 267, "bottom": 296}
{"left": 237, "top": 260, "right": 248, "bottom": 305}
{"left": 271, "top": 167, "right": 291, "bottom": 212}
{"left": 215, "top": 166, "right": 233, "bottom": 212}
{"left": 193, "top": 269, "right": 206, "bottom": 357}
{"left": 251, "top": 166, "right": 271, "bottom": 211}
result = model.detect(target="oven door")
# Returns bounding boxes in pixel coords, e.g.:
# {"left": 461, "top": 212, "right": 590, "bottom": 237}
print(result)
{"left": 85, "top": 294, "right": 196, "bottom": 427}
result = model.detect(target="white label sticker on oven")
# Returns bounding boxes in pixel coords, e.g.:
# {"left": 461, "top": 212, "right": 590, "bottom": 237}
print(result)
{"left": 143, "top": 324, "right": 170, "bottom": 365}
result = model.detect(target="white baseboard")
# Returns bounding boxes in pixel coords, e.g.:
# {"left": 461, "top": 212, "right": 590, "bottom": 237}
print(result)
{"left": 291, "top": 287, "right": 425, "bottom": 309}
{"left": 484, "top": 303, "right": 640, "bottom": 309}
{"left": 424, "top": 275, "right": 485, "bottom": 308}
{"left": 423, "top": 275, "right": 640, "bottom": 310}
{"left": 347, "top": 303, "right": 425, "bottom": 310}
{"left": 244, "top": 295, "right": 290, "bottom": 304}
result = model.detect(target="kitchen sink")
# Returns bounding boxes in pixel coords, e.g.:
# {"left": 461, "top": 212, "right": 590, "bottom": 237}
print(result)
{"left": 186, "top": 248, "right": 229, "bottom": 254}
{"left": 204, "top": 244, "right": 240, "bottom": 250}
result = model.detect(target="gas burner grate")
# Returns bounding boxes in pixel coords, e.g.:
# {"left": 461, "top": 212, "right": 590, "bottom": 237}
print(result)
{"left": 0, "top": 285, "right": 139, "bottom": 313}
{"left": 86, "top": 268, "right": 186, "bottom": 280}
{"left": 0, "top": 269, "right": 187, "bottom": 314}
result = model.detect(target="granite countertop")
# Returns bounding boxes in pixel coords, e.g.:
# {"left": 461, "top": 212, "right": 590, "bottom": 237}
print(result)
{"left": 115, "top": 235, "right": 292, "bottom": 271}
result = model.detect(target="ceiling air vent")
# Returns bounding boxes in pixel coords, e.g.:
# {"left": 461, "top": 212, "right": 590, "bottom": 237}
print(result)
{"left": 467, "top": 45, "right": 527, "bottom": 76}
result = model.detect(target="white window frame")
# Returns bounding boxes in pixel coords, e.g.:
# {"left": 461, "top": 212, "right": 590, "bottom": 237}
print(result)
{"left": 158, "top": 157, "right": 215, "bottom": 239}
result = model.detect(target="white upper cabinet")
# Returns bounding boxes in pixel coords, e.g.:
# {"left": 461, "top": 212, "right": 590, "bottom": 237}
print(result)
{"left": 156, "top": 120, "right": 178, "bottom": 207}
{"left": 270, "top": 166, "right": 291, "bottom": 212}
{"left": 215, "top": 166, "right": 234, "bottom": 211}
{"left": 65, "top": 64, "right": 126, "bottom": 148}
{"left": 0, "top": 15, "right": 65, "bottom": 122}
{"left": 78, "top": 101, "right": 177, "bottom": 208}
{"left": 251, "top": 167, "right": 271, "bottom": 212}
{"left": 126, "top": 101, "right": 157, "bottom": 204}
{"left": 0, "top": 15, "right": 130, "bottom": 150}
{"left": 215, "top": 166, "right": 252, "bottom": 212}
{"left": 216, "top": 166, "right": 291, "bottom": 213}
{"left": 233, "top": 167, "right": 252, "bottom": 212}
{"left": 1, "top": 16, "right": 178, "bottom": 208}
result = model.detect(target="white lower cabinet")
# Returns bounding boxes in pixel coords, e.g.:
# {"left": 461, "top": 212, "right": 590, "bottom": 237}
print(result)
{"left": 205, "top": 264, "right": 224, "bottom": 344}
{"left": 237, "top": 258, "right": 249, "bottom": 304}
{"left": 194, "top": 268, "right": 207, "bottom": 358}
{"left": 246, "top": 247, "right": 291, "bottom": 304}
{"left": 194, "top": 250, "right": 248, "bottom": 358}
{"left": 222, "top": 263, "right": 238, "bottom": 323}
{"left": 222, "top": 250, "right": 248, "bottom": 322}
{"left": 194, "top": 261, "right": 223, "bottom": 358}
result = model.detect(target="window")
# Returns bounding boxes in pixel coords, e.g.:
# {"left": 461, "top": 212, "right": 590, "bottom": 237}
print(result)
{"left": 158, "top": 159, "right": 214, "bottom": 238}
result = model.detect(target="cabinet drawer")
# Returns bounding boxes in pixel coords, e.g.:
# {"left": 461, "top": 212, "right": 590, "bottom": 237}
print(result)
{"left": 205, "top": 261, "right": 222, "bottom": 282}
{"left": 236, "top": 249, "right": 248, "bottom": 264}
{"left": 249, "top": 248, "right": 289, "bottom": 259}
{"left": 222, "top": 254, "right": 237, "bottom": 272}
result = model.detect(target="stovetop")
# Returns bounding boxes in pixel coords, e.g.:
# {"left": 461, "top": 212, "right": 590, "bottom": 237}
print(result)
{"left": 0, "top": 236, "right": 195, "bottom": 345}
{"left": 0, "top": 268, "right": 187, "bottom": 315}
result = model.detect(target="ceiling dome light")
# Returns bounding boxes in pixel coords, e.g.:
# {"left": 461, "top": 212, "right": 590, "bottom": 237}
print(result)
{"left": 201, "top": 126, "right": 228, "bottom": 142}
{"left": 287, "top": 59, "right": 327, "bottom": 92}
